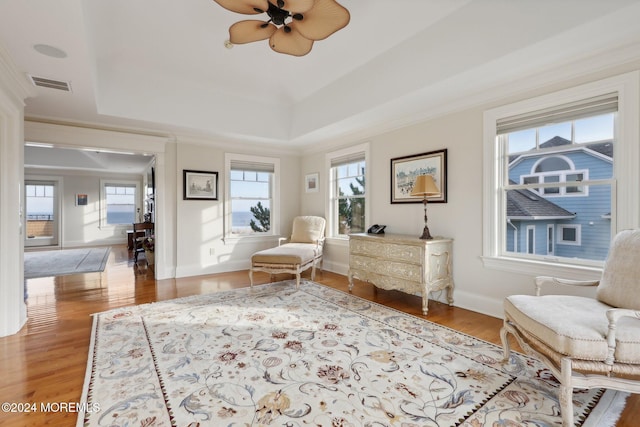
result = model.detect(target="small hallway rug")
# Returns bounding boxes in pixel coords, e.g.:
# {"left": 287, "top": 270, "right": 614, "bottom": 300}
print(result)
{"left": 78, "top": 280, "right": 627, "bottom": 426}
{"left": 24, "top": 247, "right": 111, "bottom": 279}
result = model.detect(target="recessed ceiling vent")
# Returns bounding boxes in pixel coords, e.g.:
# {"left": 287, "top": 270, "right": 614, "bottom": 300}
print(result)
{"left": 28, "top": 75, "right": 72, "bottom": 92}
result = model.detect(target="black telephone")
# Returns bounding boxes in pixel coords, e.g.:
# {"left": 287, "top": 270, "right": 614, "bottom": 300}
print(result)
{"left": 367, "top": 224, "right": 386, "bottom": 234}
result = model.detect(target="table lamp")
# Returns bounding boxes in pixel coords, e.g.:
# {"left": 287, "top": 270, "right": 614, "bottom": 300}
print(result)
{"left": 410, "top": 175, "right": 440, "bottom": 239}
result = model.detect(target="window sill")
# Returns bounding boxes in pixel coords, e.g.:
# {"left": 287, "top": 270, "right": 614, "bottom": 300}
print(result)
{"left": 481, "top": 255, "right": 603, "bottom": 281}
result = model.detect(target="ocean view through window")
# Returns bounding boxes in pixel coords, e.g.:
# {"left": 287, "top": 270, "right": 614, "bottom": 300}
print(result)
{"left": 100, "top": 180, "right": 140, "bottom": 227}
{"left": 232, "top": 210, "right": 261, "bottom": 232}
{"left": 225, "top": 153, "right": 280, "bottom": 239}
{"left": 25, "top": 182, "right": 56, "bottom": 244}
{"left": 105, "top": 184, "right": 136, "bottom": 225}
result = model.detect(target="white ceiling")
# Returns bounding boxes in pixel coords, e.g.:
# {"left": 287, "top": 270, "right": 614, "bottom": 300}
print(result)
{"left": 3, "top": 0, "right": 640, "bottom": 163}
{"left": 24, "top": 144, "right": 155, "bottom": 174}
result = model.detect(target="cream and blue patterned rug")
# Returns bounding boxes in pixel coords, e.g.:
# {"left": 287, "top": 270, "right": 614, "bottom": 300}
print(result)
{"left": 78, "top": 280, "right": 626, "bottom": 426}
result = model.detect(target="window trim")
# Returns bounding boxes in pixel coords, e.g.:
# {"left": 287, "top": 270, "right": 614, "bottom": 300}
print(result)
{"left": 557, "top": 224, "right": 582, "bottom": 246}
{"left": 325, "top": 142, "right": 370, "bottom": 241}
{"left": 99, "top": 179, "right": 141, "bottom": 228}
{"left": 224, "top": 153, "right": 280, "bottom": 243}
{"left": 520, "top": 167, "right": 590, "bottom": 197}
{"left": 482, "top": 72, "right": 639, "bottom": 280}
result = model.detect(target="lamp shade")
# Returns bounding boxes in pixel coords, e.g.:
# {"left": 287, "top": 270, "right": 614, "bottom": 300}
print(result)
{"left": 410, "top": 175, "right": 440, "bottom": 197}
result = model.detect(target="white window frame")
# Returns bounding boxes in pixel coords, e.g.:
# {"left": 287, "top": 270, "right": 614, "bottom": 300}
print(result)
{"left": 224, "top": 153, "right": 280, "bottom": 243}
{"left": 521, "top": 169, "right": 589, "bottom": 197}
{"left": 547, "top": 224, "right": 554, "bottom": 255}
{"left": 520, "top": 155, "right": 589, "bottom": 197}
{"left": 483, "top": 72, "right": 639, "bottom": 279}
{"left": 557, "top": 224, "right": 582, "bottom": 246}
{"left": 325, "top": 142, "right": 370, "bottom": 242}
{"left": 100, "top": 179, "right": 140, "bottom": 228}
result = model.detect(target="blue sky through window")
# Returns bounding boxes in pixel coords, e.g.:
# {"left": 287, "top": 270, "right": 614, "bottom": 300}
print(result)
{"left": 508, "top": 113, "right": 614, "bottom": 154}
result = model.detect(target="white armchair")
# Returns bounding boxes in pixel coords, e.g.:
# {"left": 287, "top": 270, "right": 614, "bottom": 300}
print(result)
{"left": 500, "top": 229, "right": 640, "bottom": 426}
{"left": 249, "top": 216, "right": 326, "bottom": 289}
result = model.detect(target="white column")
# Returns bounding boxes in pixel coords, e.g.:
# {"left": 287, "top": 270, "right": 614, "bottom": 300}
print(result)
{"left": 0, "top": 44, "right": 34, "bottom": 336}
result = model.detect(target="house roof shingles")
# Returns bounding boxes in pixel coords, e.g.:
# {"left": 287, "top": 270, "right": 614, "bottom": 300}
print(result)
{"left": 507, "top": 186, "right": 575, "bottom": 220}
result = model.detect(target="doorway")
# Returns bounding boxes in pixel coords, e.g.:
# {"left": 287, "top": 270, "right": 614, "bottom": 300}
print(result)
{"left": 24, "top": 179, "right": 60, "bottom": 247}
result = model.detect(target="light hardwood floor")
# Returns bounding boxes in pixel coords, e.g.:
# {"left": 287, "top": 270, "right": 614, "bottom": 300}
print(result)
{"left": 1, "top": 245, "right": 637, "bottom": 426}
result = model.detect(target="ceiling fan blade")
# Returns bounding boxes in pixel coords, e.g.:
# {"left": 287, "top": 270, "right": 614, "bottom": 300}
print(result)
{"left": 229, "top": 20, "right": 277, "bottom": 44}
{"left": 269, "top": 27, "right": 313, "bottom": 56}
{"left": 293, "top": 0, "right": 350, "bottom": 40}
{"left": 278, "top": 0, "right": 315, "bottom": 14}
{"left": 213, "top": 0, "right": 269, "bottom": 15}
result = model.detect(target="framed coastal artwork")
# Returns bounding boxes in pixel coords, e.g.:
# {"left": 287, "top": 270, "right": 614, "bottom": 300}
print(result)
{"left": 183, "top": 170, "right": 218, "bottom": 200}
{"left": 390, "top": 149, "right": 447, "bottom": 204}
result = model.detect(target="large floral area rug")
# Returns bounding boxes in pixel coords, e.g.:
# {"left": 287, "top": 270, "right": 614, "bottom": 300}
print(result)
{"left": 79, "top": 280, "right": 627, "bottom": 426}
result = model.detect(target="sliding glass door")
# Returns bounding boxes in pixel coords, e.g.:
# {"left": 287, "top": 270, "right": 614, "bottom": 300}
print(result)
{"left": 24, "top": 180, "right": 59, "bottom": 247}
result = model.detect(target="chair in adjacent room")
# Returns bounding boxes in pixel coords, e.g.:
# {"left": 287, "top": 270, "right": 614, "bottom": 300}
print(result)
{"left": 249, "top": 216, "right": 326, "bottom": 289}
{"left": 132, "top": 222, "right": 154, "bottom": 264}
{"left": 500, "top": 229, "right": 640, "bottom": 427}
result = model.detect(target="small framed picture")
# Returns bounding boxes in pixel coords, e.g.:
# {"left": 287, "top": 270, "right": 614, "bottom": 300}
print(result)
{"left": 390, "top": 149, "right": 447, "bottom": 204}
{"left": 183, "top": 170, "right": 218, "bottom": 200}
{"left": 76, "top": 194, "right": 88, "bottom": 206}
{"left": 305, "top": 173, "right": 319, "bottom": 193}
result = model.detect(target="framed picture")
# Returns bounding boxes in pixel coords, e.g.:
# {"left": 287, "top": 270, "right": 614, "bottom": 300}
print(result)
{"left": 183, "top": 170, "right": 218, "bottom": 200}
{"left": 76, "top": 194, "right": 88, "bottom": 206}
{"left": 390, "top": 148, "right": 447, "bottom": 204}
{"left": 305, "top": 172, "right": 319, "bottom": 193}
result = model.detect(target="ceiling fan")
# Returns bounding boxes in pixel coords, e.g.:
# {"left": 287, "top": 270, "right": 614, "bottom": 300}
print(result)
{"left": 213, "top": 0, "right": 350, "bottom": 57}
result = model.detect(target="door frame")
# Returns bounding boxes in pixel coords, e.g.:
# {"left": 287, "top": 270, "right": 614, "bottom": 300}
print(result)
{"left": 24, "top": 175, "right": 63, "bottom": 248}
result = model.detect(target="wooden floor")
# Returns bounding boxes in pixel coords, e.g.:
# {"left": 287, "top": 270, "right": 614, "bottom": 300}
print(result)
{"left": 1, "top": 245, "right": 636, "bottom": 426}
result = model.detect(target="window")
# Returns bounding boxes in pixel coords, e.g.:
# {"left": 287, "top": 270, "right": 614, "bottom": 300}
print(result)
{"left": 547, "top": 224, "right": 554, "bottom": 255}
{"left": 504, "top": 106, "right": 613, "bottom": 262}
{"left": 25, "top": 183, "right": 54, "bottom": 220}
{"left": 100, "top": 180, "right": 139, "bottom": 226}
{"left": 225, "top": 153, "right": 280, "bottom": 239}
{"left": 483, "top": 72, "right": 640, "bottom": 277}
{"left": 521, "top": 156, "right": 588, "bottom": 196}
{"left": 558, "top": 224, "right": 581, "bottom": 245}
{"left": 526, "top": 226, "right": 535, "bottom": 254}
{"left": 326, "top": 143, "right": 370, "bottom": 238}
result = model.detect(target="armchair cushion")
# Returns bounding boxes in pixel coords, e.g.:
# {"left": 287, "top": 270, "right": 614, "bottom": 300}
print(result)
{"left": 251, "top": 243, "right": 320, "bottom": 265}
{"left": 597, "top": 229, "right": 640, "bottom": 310}
{"left": 505, "top": 295, "right": 640, "bottom": 364}
{"left": 290, "top": 216, "right": 325, "bottom": 243}
{"left": 502, "top": 229, "right": 640, "bottom": 426}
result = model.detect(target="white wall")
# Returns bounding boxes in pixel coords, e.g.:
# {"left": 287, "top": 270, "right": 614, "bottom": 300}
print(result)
{"left": 25, "top": 169, "right": 143, "bottom": 247}
{"left": 174, "top": 138, "right": 301, "bottom": 278}
{"left": 301, "top": 109, "right": 506, "bottom": 315}
{"left": 301, "top": 62, "right": 640, "bottom": 319}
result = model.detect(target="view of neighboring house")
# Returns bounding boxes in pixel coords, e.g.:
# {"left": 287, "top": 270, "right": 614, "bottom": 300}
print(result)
{"left": 506, "top": 136, "right": 613, "bottom": 261}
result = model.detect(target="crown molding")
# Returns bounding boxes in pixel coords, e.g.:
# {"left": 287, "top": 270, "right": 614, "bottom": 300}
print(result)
{"left": 0, "top": 41, "right": 35, "bottom": 103}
